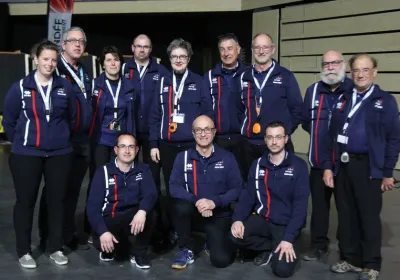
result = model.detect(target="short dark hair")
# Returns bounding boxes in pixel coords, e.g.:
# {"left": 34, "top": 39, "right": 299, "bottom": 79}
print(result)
{"left": 217, "top": 33, "right": 239, "bottom": 46}
{"left": 35, "top": 39, "right": 59, "bottom": 58}
{"left": 167, "top": 38, "right": 193, "bottom": 58}
{"left": 348, "top": 53, "right": 378, "bottom": 69}
{"left": 265, "top": 121, "right": 288, "bottom": 135}
{"left": 99, "top": 46, "right": 124, "bottom": 68}
{"left": 115, "top": 133, "right": 137, "bottom": 147}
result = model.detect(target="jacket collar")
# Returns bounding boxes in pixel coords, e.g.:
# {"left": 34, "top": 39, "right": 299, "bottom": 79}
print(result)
{"left": 212, "top": 60, "right": 245, "bottom": 76}
{"left": 107, "top": 158, "right": 140, "bottom": 175}
{"left": 241, "top": 58, "right": 282, "bottom": 82}
{"left": 259, "top": 150, "right": 293, "bottom": 170}
{"left": 342, "top": 83, "right": 384, "bottom": 102}
{"left": 23, "top": 70, "right": 65, "bottom": 90}
{"left": 163, "top": 69, "right": 197, "bottom": 86}
{"left": 96, "top": 72, "right": 133, "bottom": 92}
{"left": 127, "top": 56, "right": 159, "bottom": 73}
{"left": 188, "top": 145, "right": 224, "bottom": 164}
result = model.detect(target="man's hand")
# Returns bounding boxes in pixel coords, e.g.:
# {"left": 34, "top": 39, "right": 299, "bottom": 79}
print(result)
{"left": 381, "top": 177, "right": 395, "bottom": 192}
{"left": 323, "top": 169, "right": 334, "bottom": 188}
{"left": 274, "top": 241, "right": 296, "bottom": 263}
{"left": 195, "top": 198, "right": 216, "bottom": 213}
{"left": 231, "top": 221, "right": 245, "bottom": 239}
{"left": 150, "top": 148, "right": 160, "bottom": 163}
{"left": 100, "top": 232, "right": 119, "bottom": 253}
{"left": 201, "top": 210, "right": 213, "bottom": 218}
{"left": 130, "top": 210, "right": 147, "bottom": 235}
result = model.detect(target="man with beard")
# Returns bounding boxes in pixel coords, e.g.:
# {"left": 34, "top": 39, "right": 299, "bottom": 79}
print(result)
{"left": 204, "top": 33, "right": 246, "bottom": 175}
{"left": 230, "top": 121, "right": 310, "bottom": 278}
{"left": 236, "top": 33, "right": 302, "bottom": 180}
{"left": 169, "top": 115, "right": 242, "bottom": 269}
{"left": 301, "top": 50, "right": 353, "bottom": 261}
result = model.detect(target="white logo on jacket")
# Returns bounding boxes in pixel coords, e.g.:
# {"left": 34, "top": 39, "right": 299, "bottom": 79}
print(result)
{"left": 93, "top": 89, "right": 99, "bottom": 96}
{"left": 186, "top": 163, "right": 193, "bottom": 170}
{"left": 258, "top": 169, "right": 265, "bottom": 177}
{"left": 284, "top": 167, "right": 294, "bottom": 176}
{"left": 124, "top": 73, "right": 130, "bottom": 78}
{"left": 212, "top": 77, "right": 217, "bottom": 84}
{"left": 336, "top": 102, "right": 343, "bottom": 109}
{"left": 163, "top": 86, "right": 169, "bottom": 93}
{"left": 153, "top": 74, "right": 159, "bottom": 81}
{"left": 242, "top": 81, "right": 248, "bottom": 88}
{"left": 23, "top": 90, "right": 31, "bottom": 97}
{"left": 136, "top": 173, "right": 143, "bottom": 181}
{"left": 273, "top": 76, "right": 282, "bottom": 84}
{"left": 57, "top": 88, "right": 66, "bottom": 96}
{"left": 215, "top": 161, "right": 224, "bottom": 169}
{"left": 108, "top": 178, "right": 115, "bottom": 185}
{"left": 314, "top": 100, "right": 320, "bottom": 107}
{"left": 188, "top": 84, "right": 197, "bottom": 91}
{"left": 374, "top": 99, "right": 383, "bottom": 109}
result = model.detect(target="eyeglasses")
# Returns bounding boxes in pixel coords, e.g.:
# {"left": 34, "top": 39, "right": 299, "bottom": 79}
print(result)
{"left": 65, "top": 38, "right": 86, "bottom": 45}
{"left": 170, "top": 55, "right": 188, "bottom": 61}
{"left": 252, "top": 45, "right": 274, "bottom": 52}
{"left": 350, "top": 68, "right": 376, "bottom": 75}
{"left": 134, "top": 45, "right": 151, "bottom": 50}
{"left": 117, "top": 144, "right": 137, "bottom": 151}
{"left": 193, "top": 127, "right": 216, "bottom": 135}
{"left": 321, "top": 60, "right": 343, "bottom": 68}
{"left": 265, "top": 135, "right": 286, "bottom": 141}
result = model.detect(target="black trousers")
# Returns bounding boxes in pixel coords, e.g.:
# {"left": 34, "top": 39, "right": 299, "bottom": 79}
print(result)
{"left": 9, "top": 153, "right": 72, "bottom": 257}
{"left": 93, "top": 208, "right": 153, "bottom": 258}
{"left": 172, "top": 198, "right": 234, "bottom": 268}
{"left": 215, "top": 136, "right": 245, "bottom": 179}
{"left": 242, "top": 139, "right": 294, "bottom": 181}
{"left": 336, "top": 155, "right": 382, "bottom": 271}
{"left": 84, "top": 144, "right": 116, "bottom": 235}
{"left": 39, "top": 141, "right": 90, "bottom": 244}
{"left": 231, "top": 215, "right": 300, "bottom": 278}
{"left": 138, "top": 139, "right": 161, "bottom": 191}
{"left": 309, "top": 168, "right": 337, "bottom": 250}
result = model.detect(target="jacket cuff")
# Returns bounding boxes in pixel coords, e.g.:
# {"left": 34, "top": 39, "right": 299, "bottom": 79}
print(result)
{"left": 191, "top": 195, "right": 200, "bottom": 204}
{"left": 211, "top": 196, "right": 222, "bottom": 208}
{"left": 322, "top": 161, "right": 333, "bottom": 170}
{"left": 383, "top": 168, "right": 394, "bottom": 178}
{"left": 149, "top": 140, "right": 158, "bottom": 149}
{"left": 282, "top": 233, "right": 295, "bottom": 244}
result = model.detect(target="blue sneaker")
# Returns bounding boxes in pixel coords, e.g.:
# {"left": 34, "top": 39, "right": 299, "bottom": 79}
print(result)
{"left": 171, "top": 248, "right": 194, "bottom": 269}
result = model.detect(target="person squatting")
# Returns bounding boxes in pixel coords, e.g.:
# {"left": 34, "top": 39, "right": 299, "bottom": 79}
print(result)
{"left": 2, "top": 27, "right": 399, "bottom": 280}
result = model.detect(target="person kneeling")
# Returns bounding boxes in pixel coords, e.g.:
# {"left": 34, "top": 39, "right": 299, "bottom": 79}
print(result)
{"left": 87, "top": 133, "right": 158, "bottom": 269}
{"left": 169, "top": 115, "right": 243, "bottom": 269}
{"left": 231, "top": 121, "right": 310, "bottom": 278}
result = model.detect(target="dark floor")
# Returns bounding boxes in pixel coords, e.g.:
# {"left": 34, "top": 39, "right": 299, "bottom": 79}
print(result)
{"left": 0, "top": 144, "right": 399, "bottom": 280}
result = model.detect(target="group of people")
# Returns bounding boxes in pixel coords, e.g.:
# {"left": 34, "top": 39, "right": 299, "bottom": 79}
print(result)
{"left": 2, "top": 26, "right": 399, "bottom": 280}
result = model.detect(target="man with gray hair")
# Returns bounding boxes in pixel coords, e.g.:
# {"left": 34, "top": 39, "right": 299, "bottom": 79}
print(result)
{"left": 301, "top": 50, "right": 353, "bottom": 261}
{"left": 39, "top": 26, "right": 93, "bottom": 250}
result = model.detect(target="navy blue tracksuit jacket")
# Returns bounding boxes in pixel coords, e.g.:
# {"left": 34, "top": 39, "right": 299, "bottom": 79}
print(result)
{"left": 237, "top": 60, "right": 302, "bottom": 145}
{"left": 301, "top": 77, "right": 354, "bottom": 168}
{"left": 233, "top": 151, "right": 310, "bottom": 243}
{"left": 89, "top": 73, "right": 137, "bottom": 147}
{"left": 122, "top": 57, "right": 169, "bottom": 140}
{"left": 169, "top": 145, "right": 243, "bottom": 217}
{"left": 87, "top": 160, "right": 158, "bottom": 236}
{"left": 56, "top": 55, "right": 92, "bottom": 142}
{"left": 322, "top": 84, "right": 400, "bottom": 178}
{"left": 2, "top": 71, "right": 76, "bottom": 157}
{"left": 204, "top": 62, "right": 246, "bottom": 138}
{"left": 148, "top": 70, "right": 213, "bottom": 148}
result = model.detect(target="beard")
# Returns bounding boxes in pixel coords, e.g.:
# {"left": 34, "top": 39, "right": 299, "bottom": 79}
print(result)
{"left": 320, "top": 67, "right": 346, "bottom": 85}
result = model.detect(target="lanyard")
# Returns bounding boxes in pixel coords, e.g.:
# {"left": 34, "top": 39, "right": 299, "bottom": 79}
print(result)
{"left": 342, "top": 85, "right": 374, "bottom": 134}
{"left": 172, "top": 69, "right": 189, "bottom": 114}
{"left": 135, "top": 61, "right": 149, "bottom": 80}
{"left": 60, "top": 54, "right": 86, "bottom": 98}
{"left": 251, "top": 61, "right": 275, "bottom": 109}
{"left": 323, "top": 93, "right": 336, "bottom": 128}
{"left": 105, "top": 79, "right": 122, "bottom": 119}
{"left": 34, "top": 72, "right": 53, "bottom": 122}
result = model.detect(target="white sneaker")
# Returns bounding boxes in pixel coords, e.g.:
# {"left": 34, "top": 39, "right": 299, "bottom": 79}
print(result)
{"left": 19, "top": 254, "right": 37, "bottom": 269}
{"left": 50, "top": 251, "right": 68, "bottom": 265}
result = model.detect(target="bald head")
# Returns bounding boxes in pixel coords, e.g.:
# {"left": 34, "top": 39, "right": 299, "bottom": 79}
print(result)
{"left": 192, "top": 115, "right": 215, "bottom": 129}
{"left": 133, "top": 34, "right": 152, "bottom": 46}
{"left": 322, "top": 50, "right": 343, "bottom": 64}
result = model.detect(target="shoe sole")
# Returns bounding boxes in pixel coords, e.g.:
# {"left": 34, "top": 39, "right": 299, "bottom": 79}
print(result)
{"left": 130, "top": 258, "right": 151, "bottom": 269}
{"left": 254, "top": 253, "right": 273, "bottom": 267}
{"left": 99, "top": 253, "right": 114, "bottom": 262}
{"left": 330, "top": 267, "right": 362, "bottom": 273}
{"left": 171, "top": 259, "right": 194, "bottom": 270}
{"left": 50, "top": 257, "right": 68, "bottom": 266}
{"left": 19, "top": 263, "right": 37, "bottom": 269}
{"left": 303, "top": 256, "right": 318, "bottom": 261}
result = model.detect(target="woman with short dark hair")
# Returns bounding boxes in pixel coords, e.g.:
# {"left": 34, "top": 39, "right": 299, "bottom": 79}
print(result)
{"left": 2, "top": 39, "right": 76, "bottom": 268}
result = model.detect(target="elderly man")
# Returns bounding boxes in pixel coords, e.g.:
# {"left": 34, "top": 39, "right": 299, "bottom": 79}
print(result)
{"left": 230, "top": 121, "right": 310, "bottom": 278}
{"left": 301, "top": 50, "right": 353, "bottom": 261}
{"left": 169, "top": 115, "right": 242, "bottom": 269}
{"left": 236, "top": 33, "right": 303, "bottom": 180}
{"left": 322, "top": 54, "right": 400, "bottom": 280}
{"left": 204, "top": 33, "right": 246, "bottom": 175}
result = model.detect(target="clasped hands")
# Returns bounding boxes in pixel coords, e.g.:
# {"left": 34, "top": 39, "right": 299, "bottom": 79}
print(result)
{"left": 195, "top": 198, "right": 215, "bottom": 217}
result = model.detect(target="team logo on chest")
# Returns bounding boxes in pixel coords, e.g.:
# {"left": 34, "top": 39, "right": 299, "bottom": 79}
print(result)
{"left": 212, "top": 77, "right": 217, "bottom": 84}
{"left": 108, "top": 177, "right": 115, "bottom": 185}
{"left": 188, "top": 84, "right": 197, "bottom": 91}
{"left": 124, "top": 73, "right": 130, "bottom": 79}
{"left": 242, "top": 81, "right": 248, "bottom": 88}
{"left": 314, "top": 100, "right": 320, "bottom": 107}
{"left": 57, "top": 88, "right": 66, "bottom": 96}
{"left": 374, "top": 99, "right": 383, "bottom": 109}
{"left": 23, "top": 90, "right": 31, "bottom": 97}
{"left": 163, "top": 86, "right": 169, "bottom": 93}
{"left": 153, "top": 74, "right": 159, "bottom": 81}
{"left": 273, "top": 75, "right": 282, "bottom": 84}
{"left": 284, "top": 167, "right": 294, "bottom": 176}
{"left": 336, "top": 102, "right": 343, "bottom": 109}
{"left": 186, "top": 163, "right": 193, "bottom": 171}
{"left": 136, "top": 173, "right": 143, "bottom": 181}
{"left": 258, "top": 169, "right": 265, "bottom": 177}
{"left": 215, "top": 161, "right": 224, "bottom": 169}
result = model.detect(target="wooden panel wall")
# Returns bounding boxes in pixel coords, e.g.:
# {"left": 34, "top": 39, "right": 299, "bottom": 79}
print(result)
{"left": 279, "top": 0, "right": 400, "bottom": 168}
